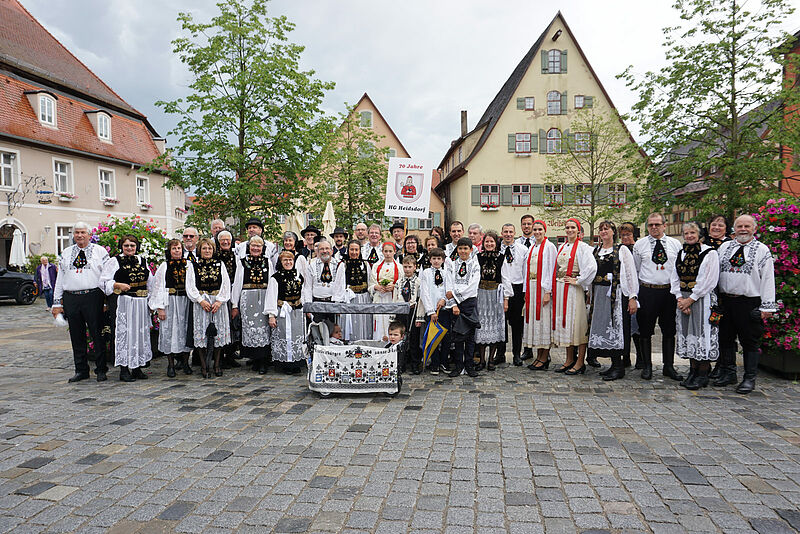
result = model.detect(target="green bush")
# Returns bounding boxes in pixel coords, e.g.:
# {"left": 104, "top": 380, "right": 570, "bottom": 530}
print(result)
{"left": 22, "top": 253, "right": 58, "bottom": 274}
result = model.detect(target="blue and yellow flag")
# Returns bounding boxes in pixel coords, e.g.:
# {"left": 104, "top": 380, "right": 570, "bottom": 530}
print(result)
{"left": 422, "top": 319, "right": 448, "bottom": 368}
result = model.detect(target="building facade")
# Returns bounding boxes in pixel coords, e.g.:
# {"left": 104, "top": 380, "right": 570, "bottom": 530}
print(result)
{"left": 0, "top": 0, "right": 184, "bottom": 266}
{"left": 434, "top": 13, "right": 642, "bottom": 241}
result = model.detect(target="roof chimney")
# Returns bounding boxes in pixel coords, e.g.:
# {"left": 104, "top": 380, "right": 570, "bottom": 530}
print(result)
{"left": 460, "top": 110, "right": 467, "bottom": 137}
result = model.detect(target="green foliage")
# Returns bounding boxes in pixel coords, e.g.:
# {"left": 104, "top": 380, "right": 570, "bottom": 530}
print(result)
{"left": 619, "top": 0, "right": 800, "bottom": 223}
{"left": 543, "top": 108, "right": 641, "bottom": 238}
{"left": 304, "top": 105, "right": 390, "bottom": 230}
{"left": 149, "top": 0, "right": 334, "bottom": 239}
{"left": 90, "top": 215, "right": 168, "bottom": 271}
{"left": 22, "top": 253, "right": 57, "bottom": 274}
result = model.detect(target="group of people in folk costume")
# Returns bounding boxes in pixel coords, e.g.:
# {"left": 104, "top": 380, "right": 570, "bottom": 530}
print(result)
{"left": 51, "top": 210, "right": 775, "bottom": 395}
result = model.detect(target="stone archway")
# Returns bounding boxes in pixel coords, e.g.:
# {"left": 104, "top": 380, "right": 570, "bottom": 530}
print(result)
{"left": 0, "top": 219, "right": 27, "bottom": 269}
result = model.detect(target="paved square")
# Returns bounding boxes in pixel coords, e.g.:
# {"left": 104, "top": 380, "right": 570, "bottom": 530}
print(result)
{"left": 1, "top": 301, "right": 799, "bottom": 533}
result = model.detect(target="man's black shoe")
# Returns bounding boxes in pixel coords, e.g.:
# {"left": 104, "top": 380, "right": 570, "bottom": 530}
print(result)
{"left": 68, "top": 373, "right": 89, "bottom": 383}
{"left": 96, "top": 372, "right": 107, "bottom": 382}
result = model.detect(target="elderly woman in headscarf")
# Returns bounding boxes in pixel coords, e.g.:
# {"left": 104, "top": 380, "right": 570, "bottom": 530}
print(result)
{"left": 231, "top": 235, "right": 272, "bottom": 374}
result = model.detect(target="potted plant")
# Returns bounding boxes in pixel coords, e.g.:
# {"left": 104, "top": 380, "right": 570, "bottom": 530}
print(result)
{"left": 140, "top": 202, "right": 153, "bottom": 211}
{"left": 102, "top": 197, "right": 120, "bottom": 207}
{"left": 58, "top": 192, "right": 78, "bottom": 202}
{"left": 754, "top": 197, "right": 800, "bottom": 378}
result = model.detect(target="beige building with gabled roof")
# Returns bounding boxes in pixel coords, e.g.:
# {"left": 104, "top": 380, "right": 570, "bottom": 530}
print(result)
{"left": 435, "top": 12, "right": 642, "bottom": 241}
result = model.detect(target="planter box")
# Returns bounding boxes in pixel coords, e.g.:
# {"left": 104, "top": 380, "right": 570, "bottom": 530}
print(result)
{"left": 759, "top": 349, "right": 800, "bottom": 379}
{"left": 58, "top": 196, "right": 75, "bottom": 202}
{"left": 103, "top": 200, "right": 119, "bottom": 207}
{"left": 140, "top": 205, "right": 151, "bottom": 211}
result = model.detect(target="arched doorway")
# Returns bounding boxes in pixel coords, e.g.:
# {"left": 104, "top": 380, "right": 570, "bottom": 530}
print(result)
{"left": 0, "top": 221, "right": 26, "bottom": 269}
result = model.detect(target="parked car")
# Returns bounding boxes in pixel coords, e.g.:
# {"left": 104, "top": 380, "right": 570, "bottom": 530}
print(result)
{"left": 0, "top": 267, "right": 38, "bottom": 304}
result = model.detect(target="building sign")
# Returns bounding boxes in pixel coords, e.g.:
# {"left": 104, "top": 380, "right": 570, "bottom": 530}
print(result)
{"left": 384, "top": 158, "right": 432, "bottom": 219}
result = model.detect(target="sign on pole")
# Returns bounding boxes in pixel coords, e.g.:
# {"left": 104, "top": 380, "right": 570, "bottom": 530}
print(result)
{"left": 383, "top": 157, "right": 432, "bottom": 219}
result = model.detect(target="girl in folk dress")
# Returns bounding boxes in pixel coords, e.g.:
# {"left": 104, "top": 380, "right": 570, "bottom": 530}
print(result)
{"left": 100, "top": 235, "right": 155, "bottom": 382}
{"left": 370, "top": 242, "right": 402, "bottom": 341}
{"left": 185, "top": 238, "right": 231, "bottom": 378}
{"left": 523, "top": 221, "right": 557, "bottom": 370}
{"left": 474, "top": 231, "right": 512, "bottom": 371}
{"left": 670, "top": 222, "right": 720, "bottom": 390}
{"left": 265, "top": 252, "right": 309, "bottom": 373}
{"left": 552, "top": 219, "right": 597, "bottom": 375}
{"left": 151, "top": 239, "right": 193, "bottom": 377}
{"left": 334, "top": 240, "right": 373, "bottom": 342}
{"left": 231, "top": 236, "right": 272, "bottom": 374}
{"left": 587, "top": 221, "right": 639, "bottom": 381}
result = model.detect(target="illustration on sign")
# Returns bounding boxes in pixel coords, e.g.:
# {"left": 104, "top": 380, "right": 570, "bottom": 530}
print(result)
{"left": 384, "top": 158, "right": 432, "bottom": 219}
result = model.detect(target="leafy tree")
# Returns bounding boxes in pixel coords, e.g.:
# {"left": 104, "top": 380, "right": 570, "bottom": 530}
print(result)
{"left": 543, "top": 108, "right": 640, "bottom": 239}
{"left": 619, "top": 0, "right": 800, "bottom": 222}
{"left": 150, "top": 0, "right": 334, "bottom": 238}
{"left": 304, "top": 105, "right": 390, "bottom": 230}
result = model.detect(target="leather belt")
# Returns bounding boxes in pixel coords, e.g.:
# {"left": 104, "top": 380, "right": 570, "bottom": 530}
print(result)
{"left": 121, "top": 289, "right": 148, "bottom": 298}
{"left": 168, "top": 288, "right": 186, "bottom": 296}
{"left": 679, "top": 281, "right": 697, "bottom": 290}
{"left": 479, "top": 280, "right": 499, "bottom": 290}
{"left": 278, "top": 298, "right": 302, "bottom": 309}
{"left": 641, "top": 283, "right": 670, "bottom": 290}
{"left": 65, "top": 288, "right": 98, "bottom": 295}
{"left": 242, "top": 283, "right": 267, "bottom": 289}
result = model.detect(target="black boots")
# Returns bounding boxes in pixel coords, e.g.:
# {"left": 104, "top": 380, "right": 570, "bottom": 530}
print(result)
{"left": 685, "top": 362, "right": 710, "bottom": 390}
{"left": 486, "top": 346, "right": 496, "bottom": 371}
{"left": 633, "top": 335, "right": 644, "bottom": 369}
{"left": 521, "top": 348, "right": 533, "bottom": 361}
{"left": 119, "top": 366, "right": 135, "bottom": 382}
{"left": 167, "top": 356, "right": 176, "bottom": 378}
{"left": 513, "top": 353, "right": 523, "bottom": 366}
{"left": 713, "top": 349, "right": 738, "bottom": 386}
{"left": 708, "top": 359, "right": 723, "bottom": 380}
{"left": 131, "top": 367, "right": 148, "bottom": 380}
{"left": 735, "top": 351, "right": 759, "bottom": 394}
{"left": 602, "top": 354, "right": 625, "bottom": 381}
{"left": 662, "top": 337, "right": 684, "bottom": 381}
{"left": 586, "top": 354, "right": 601, "bottom": 368}
{"left": 181, "top": 354, "right": 193, "bottom": 375}
{"left": 640, "top": 336, "right": 653, "bottom": 380}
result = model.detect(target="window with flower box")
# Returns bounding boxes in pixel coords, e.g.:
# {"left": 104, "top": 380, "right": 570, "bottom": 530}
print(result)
{"left": 480, "top": 184, "right": 500, "bottom": 208}
{"left": 512, "top": 184, "right": 530, "bottom": 206}
{"left": 544, "top": 184, "right": 562, "bottom": 206}
{"left": 53, "top": 159, "right": 72, "bottom": 194}
{"left": 608, "top": 183, "right": 627, "bottom": 205}
{"left": 515, "top": 133, "right": 531, "bottom": 154}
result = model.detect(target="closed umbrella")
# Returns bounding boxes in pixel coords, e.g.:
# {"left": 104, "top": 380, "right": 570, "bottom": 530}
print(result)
{"left": 322, "top": 201, "right": 336, "bottom": 238}
{"left": 285, "top": 212, "right": 305, "bottom": 236}
{"left": 204, "top": 315, "right": 217, "bottom": 377}
{"left": 9, "top": 229, "right": 25, "bottom": 268}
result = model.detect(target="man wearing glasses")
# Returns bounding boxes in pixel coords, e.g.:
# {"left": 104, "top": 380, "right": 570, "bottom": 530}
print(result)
{"left": 632, "top": 213, "right": 683, "bottom": 382}
{"left": 182, "top": 227, "right": 200, "bottom": 264}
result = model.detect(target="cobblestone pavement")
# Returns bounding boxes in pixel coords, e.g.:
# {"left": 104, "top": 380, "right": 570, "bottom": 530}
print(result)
{"left": 1, "top": 301, "right": 800, "bottom": 534}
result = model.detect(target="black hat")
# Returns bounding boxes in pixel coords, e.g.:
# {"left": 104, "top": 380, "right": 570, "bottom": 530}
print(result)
{"left": 244, "top": 217, "right": 264, "bottom": 230}
{"left": 389, "top": 221, "right": 405, "bottom": 232}
{"left": 301, "top": 225, "right": 320, "bottom": 237}
{"left": 329, "top": 226, "right": 349, "bottom": 238}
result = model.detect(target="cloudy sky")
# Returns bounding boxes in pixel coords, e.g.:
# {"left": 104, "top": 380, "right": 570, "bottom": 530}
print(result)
{"left": 21, "top": 0, "right": 800, "bottom": 165}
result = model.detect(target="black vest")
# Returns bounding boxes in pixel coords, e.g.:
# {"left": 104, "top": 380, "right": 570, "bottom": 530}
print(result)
{"left": 194, "top": 258, "right": 223, "bottom": 292}
{"left": 241, "top": 255, "right": 270, "bottom": 287}
{"left": 165, "top": 258, "right": 187, "bottom": 293}
{"left": 273, "top": 269, "right": 304, "bottom": 302}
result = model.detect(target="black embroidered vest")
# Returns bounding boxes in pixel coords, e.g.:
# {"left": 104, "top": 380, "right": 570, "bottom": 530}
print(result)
{"left": 195, "top": 258, "right": 223, "bottom": 292}
{"left": 478, "top": 251, "right": 503, "bottom": 283}
{"left": 273, "top": 269, "right": 304, "bottom": 302}
{"left": 241, "top": 255, "right": 270, "bottom": 287}
{"left": 165, "top": 258, "right": 187, "bottom": 293}
{"left": 215, "top": 249, "right": 237, "bottom": 279}
{"left": 114, "top": 255, "right": 149, "bottom": 296}
{"left": 676, "top": 244, "right": 710, "bottom": 289}
{"left": 593, "top": 245, "right": 621, "bottom": 302}
{"left": 344, "top": 258, "right": 369, "bottom": 292}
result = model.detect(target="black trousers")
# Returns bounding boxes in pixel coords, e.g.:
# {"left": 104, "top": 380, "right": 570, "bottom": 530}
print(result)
{"left": 63, "top": 289, "right": 108, "bottom": 375}
{"left": 719, "top": 295, "right": 763, "bottom": 353}
{"left": 637, "top": 286, "right": 676, "bottom": 337}
{"left": 504, "top": 283, "right": 524, "bottom": 357}
{"left": 621, "top": 292, "right": 632, "bottom": 357}
{"left": 452, "top": 298, "right": 478, "bottom": 371}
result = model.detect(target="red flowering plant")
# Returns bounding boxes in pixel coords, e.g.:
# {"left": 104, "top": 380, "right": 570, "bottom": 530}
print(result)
{"left": 754, "top": 197, "right": 800, "bottom": 354}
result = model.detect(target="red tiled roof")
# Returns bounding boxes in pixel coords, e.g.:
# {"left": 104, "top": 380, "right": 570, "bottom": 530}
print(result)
{"left": 0, "top": 0, "right": 139, "bottom": 115}
{"left": 0, "top": 74, "right": 162, "bottom": 166}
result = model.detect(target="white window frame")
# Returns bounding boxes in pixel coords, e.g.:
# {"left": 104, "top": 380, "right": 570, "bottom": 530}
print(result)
{"left": 515, "top": 133, "right": 531, "bottom": 154}
{"left": 98, "top": 167, "right": 115, "bottom": 200}
{"left": 574, "top": 132, "right": 591, "bottom": 154}
{"left": 418, "top": 212, "right": 434, "bottom": 231}
{"left": 574, "top": 95, "right": 585, "bottom": 109}
{"left": 512, "top": 184, "right": 531, "bottom": 206}
{"left": 136, "top": 175, "right": 150, "bottom": 205}
{"left": 547, "top": 91, "right": 561, "bottom": 115}
{"left": 524, "top": 96, "right": 535, "bottom": 111}
{"left": 97, "top": 113, "right": 111, "bottom": 141}
{"left": 0, "top": 148, "right": 20, "bottom": 189}
{"left": 544, "top": 184, "right": 563, "bottom": 206}
{"left": 359, "top": 110, "right": 373, "bottom": 128}
{"left": 56, "top": 225, "right": 73, "bottom": 255}
{"left": 39, "top": 94, "right": 56, "bottom": 126}
{"left": 608, "top": 183, "right": 627, "bottom": 205}
{"left": 480, "top": 184, "right": 500, "bottom": 208}
{"left": 546, "top": 128, "right": 562, "bottom": 154}
{"left": 52, "top": 158, "right": 73, "bottom": 194}
{"left": 575, "top": 184, "right": 592, "bottom": 206}
{"left": 548, "top": 49, "right": 561, "bottom": 73}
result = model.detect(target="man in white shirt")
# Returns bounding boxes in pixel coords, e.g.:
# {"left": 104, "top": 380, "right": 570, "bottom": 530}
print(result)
{"left": 361, "top": 224, "right": 383, "bottom": 267}
{"left": 353, "top": 223, "right": 369, "bottom": 246}
{"left": 515, "top": 214, "right": 535, "bottom": 249}
{"left": 51, "top": 222, "right": 110, "bottom": 383}
{"left": 500, "top": 223, "right": 528, "bottom": 366}
{"left": 306, "top": 239, "right": 342, "bottom": 327}
{"left": 445, "top": 237, "right": 481, "bottom": 377}
{"left": 632, "top": 212, "right": 683, "bottom": 381}
{"left": 444, "top": 221, "right": 478, "bottom": 262}
{"left": 182, "top": 227, "right": 200, "bottom": 263}
{"left": 716, "top": 214, "right": 776, "bottom": 394}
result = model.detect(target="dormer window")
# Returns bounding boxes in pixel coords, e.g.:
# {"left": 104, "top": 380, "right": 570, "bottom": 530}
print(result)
{"left": 85, "top": 110, "right": 112, "bottom": 142}
{"left": 98, "top": 114, "right": 110, "bottom": 140}
{"left": 39, "top": 95, "right": 56, "bottom": 125}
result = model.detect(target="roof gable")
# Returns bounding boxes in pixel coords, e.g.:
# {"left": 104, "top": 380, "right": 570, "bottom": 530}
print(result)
{"left": 352, "top": 92, "right": 411, "bottom": 158}
{"left": 0, "top": 0, "right": 140, "bottom": 116}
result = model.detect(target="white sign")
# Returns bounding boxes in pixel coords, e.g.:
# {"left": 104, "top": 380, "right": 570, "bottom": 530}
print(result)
{"left": 383, "top": 157, "right": 432, "bottom": 219}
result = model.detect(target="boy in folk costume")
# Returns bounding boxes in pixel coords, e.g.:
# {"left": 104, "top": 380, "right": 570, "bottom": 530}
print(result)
{"left": 522, "top": 220, "right": 557, "bottom": 371}
{"left": 420, "top": 248, "right": 452, "bottom": 375}
{"left": 445, "top": 237, "right": 482, "bottom": 377}
{"left": 393, "top": 255, "right": 424, "bottom": 374}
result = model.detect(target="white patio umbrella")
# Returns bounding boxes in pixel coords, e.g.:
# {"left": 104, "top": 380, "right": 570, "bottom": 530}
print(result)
{"left": 285, "top": 212, "right": 306, "bottom": 236}
{"left": 322, "top": 201, "right": 336, "bottom": 238}
{"left": 9, "top": 228, "right": 25, "bottom": 268}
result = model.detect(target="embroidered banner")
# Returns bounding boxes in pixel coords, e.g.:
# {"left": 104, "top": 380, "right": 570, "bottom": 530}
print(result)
{"left": 309, "top": 343, "right": 400, "bottom": 395}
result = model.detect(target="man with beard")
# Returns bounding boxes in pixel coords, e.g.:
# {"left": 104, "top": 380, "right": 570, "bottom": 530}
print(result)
{"left": 516, "top": 214, "right": 535, "bottom": 249}
{"left": 306, "top": 239, "right": 342, "bottom": 327}
{"left": 330, "top": 227, "right": 349, "bottom": 260}
{"left": 715, "top": 214, "right": 776, "bottom": 394}
{"left": 444, "top": 221, "right": 478, "bottom": 263}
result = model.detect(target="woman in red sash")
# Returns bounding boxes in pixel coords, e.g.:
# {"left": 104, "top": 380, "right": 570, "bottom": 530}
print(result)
{"left": 522, "top": 221, "right": 557, "bottom": 370}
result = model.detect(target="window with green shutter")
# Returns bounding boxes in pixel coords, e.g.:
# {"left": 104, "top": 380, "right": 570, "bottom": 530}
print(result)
{"left": 501, "top": 185, "right": 513, "bottom": 205}
{"left": 471, "top": 185, "right": 481, "bottom": 205}
{"left": 585, "top": 96, "right": 594, "bottom": 108}
{"left": 508, "top": 134, "right": 516, "bottom": 153}
{"left": 560, "top": 49, "right": 567, "bottom": 73}
{"left": 548, "top": 49, "right": 561, "bottom": 73}
{"left": 547, "top": 91, "right": 561, "bottom": 115}
{"left": 531, "top": 184, "right": 544, "bottom": 205}
{"left": 512, "top": 184, "right": 531, "bottom": 206}
{"left": 541, "top": 50, "right": 549, "bottom": 73}
{"left": 539, "top": 129, "right": 547, "bottom": 153}
{"left": 560, "top": 91, "right": 568, "bottom": 115}
{"left": 516, "top": 97, "right": 526, "bottom": 110}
